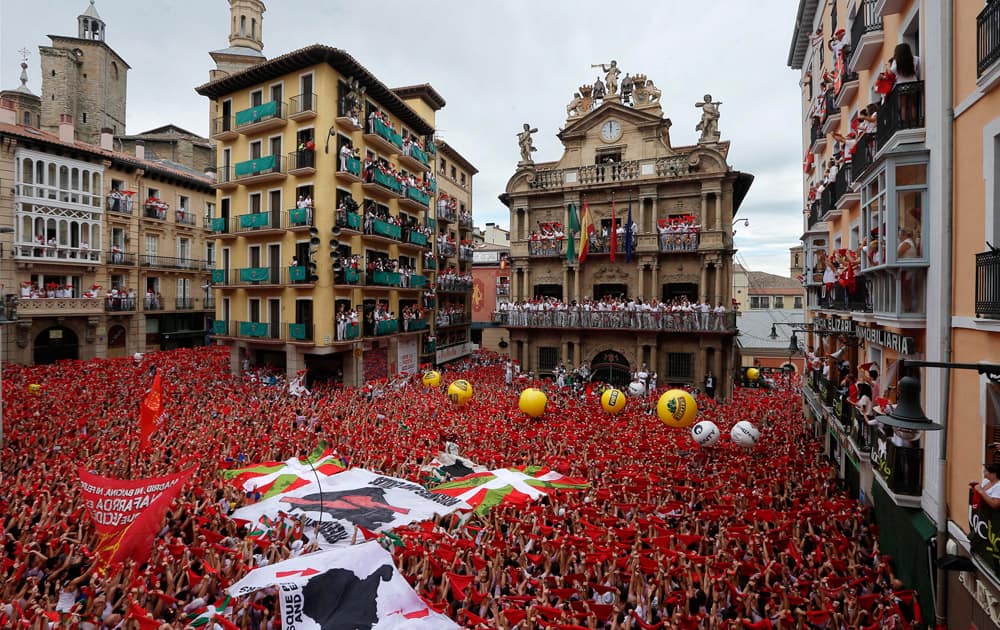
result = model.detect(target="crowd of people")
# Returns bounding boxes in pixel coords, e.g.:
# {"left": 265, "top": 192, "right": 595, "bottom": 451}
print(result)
{"left": 0, "top": 346, "right": 924, "bottom": 629}
{"left": 437, "top": 268, "right": 474, "bottom": 292}
{"left": 435, "top": 302, "right": 469, "bottom": 327}
{"left": 657, "top": 218, "right": 700, "bottom": 252}
{"left": 497, "top": 296, "right": 732, "bottom": 332}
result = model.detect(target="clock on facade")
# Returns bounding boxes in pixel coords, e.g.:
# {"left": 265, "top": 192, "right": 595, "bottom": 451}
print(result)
{"left": 600, "top": 120, "right": 622, "bottom": 143}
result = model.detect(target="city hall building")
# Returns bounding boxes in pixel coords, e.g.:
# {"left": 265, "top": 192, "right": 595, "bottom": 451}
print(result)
{"left": 500, "top": 67, "right": 753, "bottom": 394}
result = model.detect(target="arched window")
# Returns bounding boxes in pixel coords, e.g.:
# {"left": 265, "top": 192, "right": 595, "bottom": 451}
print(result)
{"left": 23, "top": 111, "right": 30, "bottom": 126}
{"left": 251, "top": 18, "right": 256, "bottom": 39}
{"left": 240, "top": 15, "right": 246, "bottom": 36}
{"left": 111, "top": 62, "right": 118, "bottom": 80}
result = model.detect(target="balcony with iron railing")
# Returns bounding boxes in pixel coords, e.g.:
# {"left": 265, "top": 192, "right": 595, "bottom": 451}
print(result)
{"left": 288, "top": 322, "right": 315, "bottom": 342}
{"left": 104, "top": 296, "right": 137, "bottom": 312}
{"left": 106, "top": 193, "right": 133, "bottom": 214}
{"left": 18, "top": 297, "right": 104, "bottom": 316}
{"left": 288, "top": 92, "right": 317, "bottom": 121}
{"left": 400, "top": 186, "right": 431, "bottom": 211}
{"left": 458, "top": 248, "right": 474, "bottom": 262}
{"left": 235, "top": 101, "right": 287, "bottom": 134}
{"left": 436, "top": 203, "right": 457, "bottom": 223}
{"left": 849, "top": 0, "right": 884, "bottom": 72}
{"left": 438, "top": 242, "right": 457, "bottom": 258}
{"left": 398, "top": 142, "right": 431, "bottom": 172}
{"left": 209, "top": 217, "right": 230, "bottom": 235}
{"left": 529, "top": 239, "right": 564, "bottom": 257}
{"left": 401, "top": 317, "right": 429, "bottom": 333}
{"left": 287, "top": 207, "right": 314, "bottom": 230}
{"left": 976, "top": 249, "right": 1000, "bottom": 318}
{"left": 336, "top": 211, "right": 362, "bottom": 232}
{"left": 175, "top": 297, "right": 194, "bottom": 310}
{"left": 437, "top": 314, "right": 471, "bottom": 328}
{"left": 143, "top": 202, "right": 169, "bottom": 221}
{"left": 493, "top": 310, "right": 737, "bottom": 333}
{"left": 287, "top": 150, "right": 316, "bottom": 175}
{"left": 365, "top": 118, "right": 404, "bottom": 155}
{"left": 871, "top": 429, "right": 923, "bottom": 498}
{"left": 235, "top": 211, "right": 283, "bottom": 234}
{"left": 805, "top": 200, "right": 823, "bottom": 233}
{"left": 850, "top": 134, "right": 877, "bottom": 182}
{"left": 404, "top": 230, "right": 430, "bottom": 249}
{"left": 175, "top": 209, "right": 197, "bottom": 227}
{"left": 849, "top": 407, "right": 877, "bottom": 453}
{"left": 337, "top": 155, "right": 363, "bottom": 183}
{"left": 978, "top": 0, "right": 1000, "bottom": 78}
{"left": 210, "top": 116, "right": 237, "bottom": 140}
{"left": 807, "top": 277, "right": 872, "bottom": 313}
{"left": 140, "top": 255, "right": 205, "bottom": 270}
{"left": 363, "top": 169, "right": 404, "bottom": 198}
{"left": 335, "top": 322, "right": 361, "bottom": 342}
{"left": 809, "top": 118, "right": 826, "bottom": 153}
{"left": 876, "top": 81, "right": 924, "bottom": 149}
{"left": 527, "top": 154, "right": 696, "bottom": 191}
{"left": 375, "top": 319, "right": 399, "bottom": 336}
{"left": 236, "top": 267, "right": 283, "bottom": 286}
{"left": 369, "top": 219, "right": 403, "bottom": 242}
{"left": 106, "top": 250, "right": 136, "bottom": 266}
{"left": 233, "top": 155, "right": 286, "bottom": 184}
{"left": 234, "top": 320, "right": 284, "bottom": 341}
{"left": 203, "top": 296, "right": 216, "bottom": 309}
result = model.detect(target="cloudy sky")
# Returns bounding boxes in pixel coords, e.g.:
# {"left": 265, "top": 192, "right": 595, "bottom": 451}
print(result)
{"left": 1, "top": 0, "right": 804, "bottom": 277}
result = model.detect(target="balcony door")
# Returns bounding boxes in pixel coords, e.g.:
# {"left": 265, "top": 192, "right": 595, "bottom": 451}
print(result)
{"left": 268, "top": 298, "right": 281, "bottom": 339}
{"left": 269, "top": 190, "right": 282, "bottom": 228}
{"left": 296, "top": 298, "right": 312, "bottom": 330}
{"left": 268, "top": 244, "right": 280, "bottom": 283}
{"left": 249, "top": 298, "right": 261, "bottom": 323}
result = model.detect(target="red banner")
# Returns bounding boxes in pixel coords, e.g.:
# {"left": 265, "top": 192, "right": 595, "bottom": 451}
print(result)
{"left": 79, "top": 467, "right": 194, "bottom": 566}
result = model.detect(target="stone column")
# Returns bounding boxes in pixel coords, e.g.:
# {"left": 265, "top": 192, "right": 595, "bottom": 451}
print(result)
{"left": 563, "top": 267, "right": 569, "bottom": 300}
{"left": 575, "top": 268, "right": 581, "bottom": 303}
{"left": 701, "top": 194, "right": 708, "bottom": 228}
{"left": 637, "top": 264, "right": 644, "bottom": 299}
{"left": 649, "top": 342, "right": 658, "bottom": 379}
{"left": 714, "top": 262, "right": 722, "bottom": 305}
{"left": 700, "top": 260, "right": 708, "bottom": 302}
{"left": 715, "top": 194, "right": 722, "bottom": 231}
{"left": 573, "top": 342, "right": 581, "bottom": 367}
{"left": 525, "top": 338, "right": 533, "bottom": 373}
{"left": 562, "top": 341, "right": 570, "bottom": 365}
{"left": 524, "top": 267, "right": 532, "bottom": 300}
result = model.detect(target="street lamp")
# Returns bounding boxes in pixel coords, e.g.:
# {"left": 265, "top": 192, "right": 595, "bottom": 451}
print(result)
{"left": 873, "top": 359, "right": 1000, "bottom": 625}
{"left": 769, "top": 322, "right": 804, "bottom": 373}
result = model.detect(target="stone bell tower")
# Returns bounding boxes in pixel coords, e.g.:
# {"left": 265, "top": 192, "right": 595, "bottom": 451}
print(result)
{"left": 209, "top": 0, "right": 267, "bottom": 81}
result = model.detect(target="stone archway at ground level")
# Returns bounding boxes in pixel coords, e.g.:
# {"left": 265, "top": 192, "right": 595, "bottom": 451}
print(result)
{"left": 590, "top": 349, "right": 631, "bottom": 387}
{"left": 33, "top": 325, "right": 80, "bottom": 364}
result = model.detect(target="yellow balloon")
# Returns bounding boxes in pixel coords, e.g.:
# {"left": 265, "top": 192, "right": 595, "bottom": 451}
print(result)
{"left": 27, "top": 384, "right": 42, "bottom": 396}
{"left": 447, "top": 379, "right": 473, "bottom": 405}
{"left": 601, "top": 388, "right": 626, "bottom": 414}
{"left": 657, "top": 389, "right": 698, "bottom": 428}
{"left": 422, "top": 370, "right": 442, "bottom": 388}
{"left": 519, "top": 388, "right": 548, "bottom": 417}
{"left": 747, "top": 368, "right": 761, "bottom": 381}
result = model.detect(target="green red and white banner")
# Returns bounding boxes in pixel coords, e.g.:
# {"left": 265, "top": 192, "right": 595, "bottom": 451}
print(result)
{"left": 78, "top": 466, "right": 194, "bottom": 566}
{"left": 221, "top": 443, "right": 345, "bottom": 500}
{"left": 431, "top": 465, "right": 589, "bottom": 515}
{"left": 228, "top": 544, "right": 460, "bottom": 629}
{"left": 230, "top": 468, "right": 470, "bottom": 547}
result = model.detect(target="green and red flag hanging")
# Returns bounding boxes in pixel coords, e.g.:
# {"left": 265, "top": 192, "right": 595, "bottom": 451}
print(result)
{"left": 566, "top": 202, "right": 579, "bottom": 263}
{"left": 431, "top": 466, "right": 589, "bottom": 516}
{"left": 221, "top": 442, "right": 345, "bottom": 500}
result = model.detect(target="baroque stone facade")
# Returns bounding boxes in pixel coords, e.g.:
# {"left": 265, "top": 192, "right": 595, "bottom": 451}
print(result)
{"left": 501, "top": 67, "right": 753, "bottom": 395}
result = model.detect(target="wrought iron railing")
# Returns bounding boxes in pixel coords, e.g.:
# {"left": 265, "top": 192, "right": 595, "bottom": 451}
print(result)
{"left": 976, "top": 250, "right": 1000, "bottom": 318}
{"left": 493, "top": 310, "right": 737, "bottom": 333}
{"left": 289, "top": 92, "right": 317, "bottom": 117}
{"left": 877, "top": 81, "right": 924, "bottom": 148}
{"left": 849, "top": 0, "right": 883, "bottom": 67}
{"left": 871, "top": 430, "right": 923, "bottom": 496}
{"left": 978, "top": 0, "right": 1000, "bottom": 77}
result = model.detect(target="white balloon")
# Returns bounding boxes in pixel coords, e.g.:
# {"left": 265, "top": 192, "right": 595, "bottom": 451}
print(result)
{"left": 731, "top": 421, "right": 761, "bottom": 448}
{"left": 627, "top": 381, "right": 646, "bottom": 397}
{"left": 691, "top": 420, "right": 721, "bottom": 448}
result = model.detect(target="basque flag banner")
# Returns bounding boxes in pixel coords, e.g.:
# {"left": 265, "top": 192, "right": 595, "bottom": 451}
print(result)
{"left": 229, "top": 544, "right": 460, "bottom": 629}
{"left": 230, "top": 468, "right": 471, "bottom": 547}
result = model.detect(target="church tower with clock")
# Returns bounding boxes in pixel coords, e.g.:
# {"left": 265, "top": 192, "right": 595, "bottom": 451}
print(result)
{"left": 500, "top": 66, "right": 753, "bottom": 396}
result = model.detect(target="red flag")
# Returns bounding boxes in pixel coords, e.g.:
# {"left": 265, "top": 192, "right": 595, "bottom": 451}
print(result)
{"left": 128, "top": 602, "right": 161, "bottom": 630}
{"left": 139, "top": 371, "right": 164, "bottom": 450}
{"left": 610, "top": 193, "right": 617, "bottom": 262}
{"left": 79, "top": 467, "right": 194, "bottom": 567}
{"left": 578, "top": 197, "right": 594, "bottom": 263}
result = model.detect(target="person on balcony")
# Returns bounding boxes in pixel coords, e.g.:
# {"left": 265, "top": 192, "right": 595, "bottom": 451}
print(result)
{"left": 974, "top": 465, "right": 1000, "bottom": 510}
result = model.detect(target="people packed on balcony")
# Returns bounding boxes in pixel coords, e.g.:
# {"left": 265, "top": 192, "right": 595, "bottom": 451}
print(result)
{"left": 437, "top": 193, "right": 458, "bottom": 221}
{"left": 335, "top": 305, "right": 360, "bottom": 340}
{"left": 106, "top": 188, "right": 134, "bottom": 212}
{"left": 498, "top": 296, "right": 729, "bottom": 331}
{"left": 436, "top": 302, "right": 466, "bottom": 327}
{"left": 339, "top": 142, "right": 358, "bottom": 171}
{"left": 19, "top": 281, "right": 81, "bottom": 299}
{"left": 436, "top": 268, "right": 472, "bottom": 291}
{"left": 145, "top": 196, "right": 168, "bottom": 220}
{"left": 401, "top": 305, "right": 427, "bottom": 331}
{"left": 657, "top": 217, "right": 700, "bottom": 251}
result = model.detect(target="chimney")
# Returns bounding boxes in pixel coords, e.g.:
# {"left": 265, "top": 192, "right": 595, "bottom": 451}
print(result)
{"left": 0, "top": 98, "right": 14, "bottom": 125}
{"left": 135, "top": 139, "right": 145, "bottom": 160}
{"left": 100, "top": 127, "right": 114, "bottom": 151}
{"left": 58, "top": 113, "right": 75, "bottom": 143}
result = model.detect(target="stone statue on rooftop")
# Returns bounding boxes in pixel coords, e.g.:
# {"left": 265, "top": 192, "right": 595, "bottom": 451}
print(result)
{"left": 695, "top": 94, "right": 722, "bottom": 143}
{"left": 517, "top": 123, "right": 538, "bottom": 164}
{"left": 592, "top": 60, "right": 621, "bottom": 97}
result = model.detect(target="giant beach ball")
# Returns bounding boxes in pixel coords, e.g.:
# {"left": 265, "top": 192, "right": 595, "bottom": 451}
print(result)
{"left": 691, "top": 420, "right": 721, "bottom": 448}
{"left": 747, "top": 367, "right": 761, "bottom": 381}
{"left": 731, "top": 420, "right": 761, "bottom": 448}
{"left": 27, "top": 384, "right": 42, "bottom": 396}
{"left": 447, "top": 379, "right": 473, "bottom": 406}
{"left": 656, "top": 389, "right": 698, "bottom": 428}
{"left": 601, "top": 388, "right": 627, "bottom": 414}
{"left": 422, "top": 370, "right": 442, "bottom": 388}
{"left": 519, "top": 388, "right": 548, "bottom": 417}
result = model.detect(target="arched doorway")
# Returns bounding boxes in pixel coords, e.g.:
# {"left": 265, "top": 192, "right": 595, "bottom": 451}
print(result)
{"left": 33, "top": 326, "right": 80, "bottom": 364}
{"left": 591, "top": 350, "right": 631, "bottom": 387}
{"left": 107, "top": 325, "right": 127, "bottom": 358}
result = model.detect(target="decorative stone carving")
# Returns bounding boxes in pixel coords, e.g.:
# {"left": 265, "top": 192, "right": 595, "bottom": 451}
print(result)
{"left": 591, "top": 60, "right": 621, "bottom": 99}
{"left": 593, "top": 265, "right": 629, "bottom": 281}
{"left": 566, "top": 92, "right": 584, "bottom": 118}
{"left": 16, "top": 321, "right": 30, "bottom": 348}
{"left": 632, "top": 75, "right": 661, "bottom": 107}
{"left": 517, "top": 123, "right": 538, "bottom": 165}
{"left": 695, "top": 94, "right": 722, "bottom": 143}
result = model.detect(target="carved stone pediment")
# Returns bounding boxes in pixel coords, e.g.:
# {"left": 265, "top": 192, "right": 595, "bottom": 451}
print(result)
{"left": 592, "top": 265, "right": 630, "bottom": 281}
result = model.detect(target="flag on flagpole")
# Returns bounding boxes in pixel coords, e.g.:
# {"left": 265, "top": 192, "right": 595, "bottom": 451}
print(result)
{"left": 625, "top": 198, "right": 634, "bottom": 263}
{"left": 139, "top": 371, "right": 164, "bottom": 451}
{"left": 578, "top": 197, "right": 594, "bottom": 264}
{"left": 610, "top": 193, "right": 618, "bottom": 262}
{"left": 566, "top": 203, "right": 578, "bottom": 263}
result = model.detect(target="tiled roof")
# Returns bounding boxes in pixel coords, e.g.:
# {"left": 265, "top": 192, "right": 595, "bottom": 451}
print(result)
{"left": 747, "top": 271, "right": 803, "bottom": 290}
{"left": 0, "top": 122, "right": 213, "bottom": 188}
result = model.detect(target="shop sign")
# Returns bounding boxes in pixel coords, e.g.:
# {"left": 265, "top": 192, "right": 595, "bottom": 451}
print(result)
{"left": 813, "top": 318, "right": 855, "bottom": 334}
{"left": 855, "top": 324, "right": 915, "bottom": 354}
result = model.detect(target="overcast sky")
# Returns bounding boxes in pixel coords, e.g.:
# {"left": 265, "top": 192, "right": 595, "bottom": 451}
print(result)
{"left": 1, "top": 0, "right": 804, "bottom": 277}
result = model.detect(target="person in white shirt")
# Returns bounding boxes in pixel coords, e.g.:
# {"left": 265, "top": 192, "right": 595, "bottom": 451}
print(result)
{"left": 974, "top": 464, "right": 1000, "bottom": 509}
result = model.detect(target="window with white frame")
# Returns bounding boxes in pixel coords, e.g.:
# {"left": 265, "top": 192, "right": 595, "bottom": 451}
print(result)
{"left": 750, "top": 296, "right": 770, "bottom": 309}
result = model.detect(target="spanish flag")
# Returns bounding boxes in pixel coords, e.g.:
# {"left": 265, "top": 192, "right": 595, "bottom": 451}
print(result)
{"left": 578, "top": 197, "right": 594, "bottom": 263}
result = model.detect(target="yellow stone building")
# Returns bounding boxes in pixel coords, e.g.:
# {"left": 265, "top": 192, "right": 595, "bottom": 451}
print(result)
{"left": 196, "top": 43, "right": 472, "bottom": 384}
{"left": 790, "top": 0, "right": 1000, "bottom": 623}
{"left": 500, "top": 67, "right": 752, "bottom": 394}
